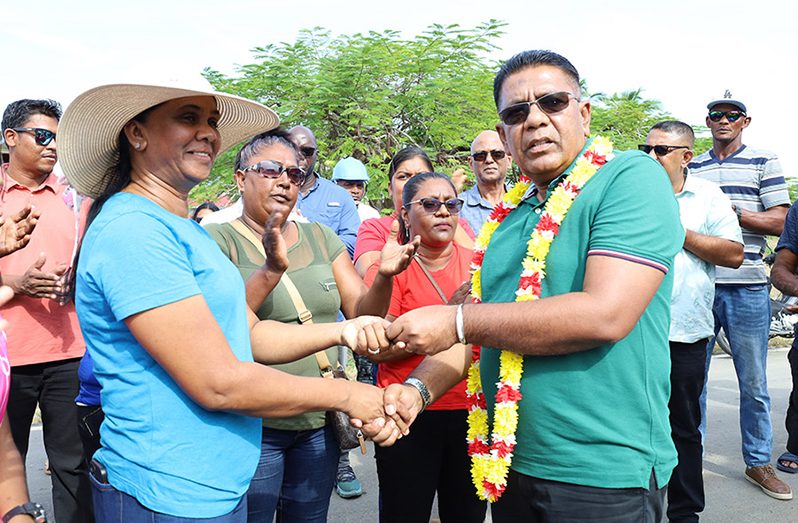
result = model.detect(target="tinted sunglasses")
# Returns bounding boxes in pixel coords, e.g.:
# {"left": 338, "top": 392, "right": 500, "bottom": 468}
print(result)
{"left": 299, "top": 147, "right": 317, "bottom": 158}
{"left": 471, "top": 149, "right": 506, "bottom": 162}
{"left": 13, "top": 127, "right": 56, "bottom": 146}
{"left": 637, "top": 144, "right": 691, "bottom": 156}
{"left": 242, "top": 160, "right": 306, "bottom": 186}
{"left": 708, "top": 110, "right": 745, "bottom": 123}
{"left": 498, "top": 92, "right": 577, "bottom": 126}
{"left": 404, "top": 197, "right": 463, "bottom": 214}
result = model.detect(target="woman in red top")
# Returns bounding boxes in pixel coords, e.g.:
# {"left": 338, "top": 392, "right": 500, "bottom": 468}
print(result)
{"left": 364, "top": 172, "right": 486, "bottom": 523}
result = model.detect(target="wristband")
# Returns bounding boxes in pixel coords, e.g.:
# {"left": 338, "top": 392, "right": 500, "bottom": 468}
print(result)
{"left": 404, "top": 377, "right": 431, "bottom": 412}
{"left": 2, "top": 502, "right": 47, "bottom": 523}
{"left": 455, "top": 303, "right": 467, "bottom": 345}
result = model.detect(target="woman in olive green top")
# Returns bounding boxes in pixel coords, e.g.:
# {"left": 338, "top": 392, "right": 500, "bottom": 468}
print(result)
{"left": 206, "top": 129, "right": 417, "bottom": 523}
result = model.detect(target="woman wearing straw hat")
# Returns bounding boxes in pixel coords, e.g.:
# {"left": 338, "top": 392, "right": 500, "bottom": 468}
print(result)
{"left": 57, "top": 81, "right": 401, "bottom": 522}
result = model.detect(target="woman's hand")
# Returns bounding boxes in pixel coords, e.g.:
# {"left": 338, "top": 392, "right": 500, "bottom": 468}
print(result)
{"left": 447, "top": 280, "right": 472, "bottom": 305}
{"left": 340, "top": 316, "right": 391, "bottom": 355}
{"left": 345, "top": 382, "right": 408, "bottom": 441}
{"left": 378, "top": 220, "right": 420, "bottom": 277}
{"left": 261, "top": 210, "right": 289, "bottom": 273}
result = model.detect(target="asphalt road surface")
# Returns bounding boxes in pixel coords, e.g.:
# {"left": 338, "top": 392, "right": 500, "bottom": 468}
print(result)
{"left": 24, "top": 347, "right": 797, "bottom": 522}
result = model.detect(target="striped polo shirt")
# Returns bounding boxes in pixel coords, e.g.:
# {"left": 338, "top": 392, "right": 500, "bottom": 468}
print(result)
{"left": 689, "top": 145, "right": 790, "bottom": 284}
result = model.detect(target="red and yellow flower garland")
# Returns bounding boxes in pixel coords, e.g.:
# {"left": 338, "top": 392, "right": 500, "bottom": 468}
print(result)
{"left": 466, "top": 137, "right": 614, "bottom": 502}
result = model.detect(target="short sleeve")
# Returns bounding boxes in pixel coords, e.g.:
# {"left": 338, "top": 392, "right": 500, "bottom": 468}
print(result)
{"left": 587, "top": 154, "right": 684, "bottom": 273}
{"left": 776, "top": 203, "right": 798, "bottom": 255}
{"left": 86, "top": 213, "right": 201, "bottom": 320}
{"left": 705, "top": 185, "right": 743, "bottom": 243}
{"left": 354, "top": 217, "right": 391, "bottom": 262}
{"left": 316, "top": 223, "right": 346, "bottom": 262}
{"left": 760, "top": 155, "right": 790, "bottom": 210}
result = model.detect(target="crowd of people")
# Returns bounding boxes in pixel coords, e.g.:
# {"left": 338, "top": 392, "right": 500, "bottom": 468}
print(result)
{"left": 0, "top": 48, "right": 796, "bottom": 523}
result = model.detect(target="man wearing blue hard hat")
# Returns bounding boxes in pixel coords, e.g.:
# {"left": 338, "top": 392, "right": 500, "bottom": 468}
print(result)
{"left": 332, "top": 157, "right": 381, "bottom": 222}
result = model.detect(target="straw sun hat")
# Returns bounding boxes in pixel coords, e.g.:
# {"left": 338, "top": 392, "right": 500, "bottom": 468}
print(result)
{"left": 58, "top": 81, "right": 279, "bottom": 198}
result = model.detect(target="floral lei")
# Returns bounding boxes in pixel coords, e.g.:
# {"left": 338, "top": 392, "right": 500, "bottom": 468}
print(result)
{"left": 466, "top": 136, "right": 614, "bottom": 502}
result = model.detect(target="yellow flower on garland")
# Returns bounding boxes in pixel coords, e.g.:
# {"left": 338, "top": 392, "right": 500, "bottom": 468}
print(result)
{"left": 526, "top": 235, "right": 551, "bottom": 261}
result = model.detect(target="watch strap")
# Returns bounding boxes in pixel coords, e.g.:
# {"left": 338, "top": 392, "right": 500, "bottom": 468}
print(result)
{"left": 2, "top": 502, "right": 47, "bottom": 523}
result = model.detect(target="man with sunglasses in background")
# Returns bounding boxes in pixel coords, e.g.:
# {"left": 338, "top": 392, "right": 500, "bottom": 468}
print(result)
{"left": 0, "top": 99, "right": 93, "bottom": 522}
{"left": 288, "top": 126, "right": 360, "bottom": 257}
{"left": 689, "top": 95, "right": 792, "bottom": 500}
{"left": 459, "top": 130, "right": 511, "bottom": 233}
{"left": 368, "top": 50, "right": 683, "bottom": 522}
{"left": 643, "top": 121, "right": 744, "bottom": 520}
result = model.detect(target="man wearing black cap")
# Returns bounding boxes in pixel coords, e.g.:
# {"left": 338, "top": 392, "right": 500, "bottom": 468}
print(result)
{"left": 689, "top": 93, "right": 792, "bottom": 500}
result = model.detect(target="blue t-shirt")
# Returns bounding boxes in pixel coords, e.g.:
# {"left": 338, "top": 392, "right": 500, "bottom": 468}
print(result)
{"left": 296, "top": 174, "right": 360, "bottom": 257}
{"left": 75, "top": 193, "right": 260, "bottom": 517}
{"left": 776, "top": 202, "right": 798, "bottom": 260}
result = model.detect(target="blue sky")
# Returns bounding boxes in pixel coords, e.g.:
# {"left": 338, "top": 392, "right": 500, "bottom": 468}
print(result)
{"left": 2, "top": 0, "right": 796, "bottom": 177}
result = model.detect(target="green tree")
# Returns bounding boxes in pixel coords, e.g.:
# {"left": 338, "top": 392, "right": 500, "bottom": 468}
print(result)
{"left": 589, "top": 88, "right": 671, "bottom": 151}
{"left": 193, "top": 21, "right": 506, "bottom": 208}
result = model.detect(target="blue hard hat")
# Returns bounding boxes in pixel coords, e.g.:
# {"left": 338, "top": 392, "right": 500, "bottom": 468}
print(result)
{"left": 332, "top": 157, "right": 369, "bottom": 182}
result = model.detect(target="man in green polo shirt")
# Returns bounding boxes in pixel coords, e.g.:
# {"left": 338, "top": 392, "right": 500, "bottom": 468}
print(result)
{"left": 364, "top": 50, "right": 684, "bottom": 521}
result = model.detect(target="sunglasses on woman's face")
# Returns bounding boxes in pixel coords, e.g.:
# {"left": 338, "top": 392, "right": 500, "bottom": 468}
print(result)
{"left": 13, "top": 127, "right": 56, "bottom": 146}
{"left": 498, "top": 91, "right": 577, "bottom": 126}
{"left": 242, "top": 160, "right": 306, "bottom": 187}
{"left": 405, "top": 197, "right": 463, "bottom": 214}
{"left": 708, "top": 110, "right": 746, "bottom": 123}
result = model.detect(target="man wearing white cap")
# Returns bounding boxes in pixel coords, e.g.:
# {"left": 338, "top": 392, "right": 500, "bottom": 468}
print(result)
{"left": 332, "top": 157, "right": 380, "bottom": 222}
{"left": 690, "top": 93, "right": 792, "bottom": 500}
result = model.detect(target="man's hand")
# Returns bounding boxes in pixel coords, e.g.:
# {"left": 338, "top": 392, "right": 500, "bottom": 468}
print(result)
{"left": 261, "top": 210, "right": 289, "bottom": 273}
{"left": 0, "top": 205, "right": 40, "bottom": 257}
{"left": 378, "top": 220, "right": 420, "bottom": 277}
{"left": 447, "top": 280, "right": 472, "bottom": 305}
{"left": 386, "top": 305, "right": 458, "bottom": 356}
{"left": 339, "top": 316, "right": 391, "bottom": 355}
{"left": 8, "top": 253, "right": 69, "bottom": 300}
{"left": 360, "top": 383, "right": 423, "bottom": 446}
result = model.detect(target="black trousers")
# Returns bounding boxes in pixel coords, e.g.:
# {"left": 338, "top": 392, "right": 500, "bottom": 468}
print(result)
{"left": 7, "top": 358, "right": 94, "bottom": 523}
{"left": 667, "top": 339, "right": 708, "bottom": 523}
{"left": 491, "top": 469, "right": 665, "bottom": 523}
{"left": 787, "top": 340, "right": 798, "bottom": 455}
{"left": 374, "top": 409, "right": 486, "bottom": 523}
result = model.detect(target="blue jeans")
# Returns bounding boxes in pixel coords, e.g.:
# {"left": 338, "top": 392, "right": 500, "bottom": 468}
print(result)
{"left": 90, "top": 471, "right": 246, "bottom": 522}
{"left": 246, "top": 425, "right": 339, "bottom": 523}
{"left": 700, "top": 284, "right": 772, "bottom": 466}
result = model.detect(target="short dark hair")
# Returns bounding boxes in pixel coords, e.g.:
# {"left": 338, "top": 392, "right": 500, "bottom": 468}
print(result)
{"left": 2, "top": 99, "right": 62, "bottom": 135}
{"left": 493, "top": 50, "right": 580, "bottom": 109}
{"left": 191, "top": 201, "right": 220, "bottom": 222}
{"left": 234, "top": 127, "right": 301, "bottom": 172}
{"left": 388, "top": 146, "right": 433, "bottom": 181}
{"left": 650, "top": 120, "right": 695, "bottom": 147}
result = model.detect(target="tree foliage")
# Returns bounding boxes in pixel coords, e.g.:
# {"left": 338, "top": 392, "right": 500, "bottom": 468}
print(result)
{"left": 194, "top": 21, "right": 506, "bottom": 207}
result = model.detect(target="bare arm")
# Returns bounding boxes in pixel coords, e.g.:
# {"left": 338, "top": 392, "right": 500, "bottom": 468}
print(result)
{"left": 0, "top": 417, "right": 33, "bottom": 520}
{"left": 387, "top": 255, "right": 665, "bottom": 356}
{"left": 738, "top": 205, "right": 788, "bottom": 236}
{"left": 683, "top": 230, "right": 743, "bottom": 268}
{"left": 124, "top": 295, "right": 387, "bottom": 422}
{"left": 772, "top": 248, "right": 798, "bottom": 297}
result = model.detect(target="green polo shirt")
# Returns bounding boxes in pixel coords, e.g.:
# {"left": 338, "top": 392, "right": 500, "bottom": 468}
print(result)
{"left": 479, "top": 145, "right": 683, "bottom": 490}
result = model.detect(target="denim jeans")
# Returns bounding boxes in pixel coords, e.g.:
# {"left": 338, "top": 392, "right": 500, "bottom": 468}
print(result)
{"left": 90, "top": 469, "right": 246, "bottom": 522}
{"left": 700, "top": 284, "right": 772, "bottom": 466}
{"left": 246, "top": 425, "right": 339, "bottom": 523}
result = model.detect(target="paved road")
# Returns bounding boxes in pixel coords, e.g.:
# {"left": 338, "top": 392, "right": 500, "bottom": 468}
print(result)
{"left": 24, "top": 348, "right": 797, "bottom": 522}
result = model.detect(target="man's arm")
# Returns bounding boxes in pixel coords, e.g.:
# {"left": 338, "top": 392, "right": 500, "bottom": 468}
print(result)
{"left": 336, "top": 196, "right": 360, "bottom": 258}
{"left": 683, "top": 230, "right": 743, "bottom": 268}
{"left": 738, "top": 205, "right": 788, "bottom": 236}
{"left": 772, "top": 248, "right": 798, "bottom": 297}
{"left": 387, "top": 254, "right": 665, "bottom": 356}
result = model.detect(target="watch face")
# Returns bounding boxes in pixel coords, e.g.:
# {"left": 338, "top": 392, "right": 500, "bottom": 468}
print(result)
{"left": 29, "top": 503, "right": 47, "bottom": 523}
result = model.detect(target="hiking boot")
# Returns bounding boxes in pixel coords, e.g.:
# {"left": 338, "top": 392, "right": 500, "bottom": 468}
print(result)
{"left": 745, "top": 465, "right": 793, "bottom": 500}
{"left": 336, "top": 465, "right": 363, "bottom": 499}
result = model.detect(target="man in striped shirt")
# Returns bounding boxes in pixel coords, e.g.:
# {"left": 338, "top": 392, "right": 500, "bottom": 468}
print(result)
{"left": 690, "top": 94, "right": 792, "bottom": 500}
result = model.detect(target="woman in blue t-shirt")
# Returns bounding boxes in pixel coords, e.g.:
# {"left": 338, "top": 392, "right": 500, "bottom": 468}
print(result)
{"left": 58, "top": 82, "right": 403, "bottom": 522}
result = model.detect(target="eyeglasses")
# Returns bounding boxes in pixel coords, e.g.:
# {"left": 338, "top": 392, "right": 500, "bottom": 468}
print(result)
{"left": 637, "top": 144, "right": 691, "bottom": 156}
{"left": 404, "top": 197, "right": 463, "bottom": 214}
{"left": 242, "top": 160, "right": 306, "bottom": 186}
{"left": 299, "top": 147, "right": 316, "bottom": 158}
{"left": 13, "top": 127, "right": 56, "bottom": 146}
{"left": 471, "top": 149, "right": 507, "bottom": 162}
{"left": 498, "top": 92, "right": 577, "bottom": 126}
{"left": 708, "top": 110, "right": 746, "bottom": 123}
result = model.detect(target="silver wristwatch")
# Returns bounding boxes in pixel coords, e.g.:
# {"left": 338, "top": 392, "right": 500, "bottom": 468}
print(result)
{"left": 404, "top": 377, "right": 431, "bottom": 411}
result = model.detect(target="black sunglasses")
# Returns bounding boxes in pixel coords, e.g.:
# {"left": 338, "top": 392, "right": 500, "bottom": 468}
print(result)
{"left": 404, "top": 197, "right": 463, "bottom": 214}
{"left": 637, "top": 144, "right": 691, "bottom": 156}
{"left": 471, "top": 149, "right": 507, "bottom": 162}
{"left": 13, "top": 127, "right": 56, "bottom": 146}
{"left": 299, "top": 146, "right": 316, "bottom": 158}
{"left": 708, "top": 110, "right": 746, "bottom": 123}
{"left": 242, "top": 160, "right": 306, "bottom": 186}
{"left": 498, "top": 91, "right": 577, "bottom": 126}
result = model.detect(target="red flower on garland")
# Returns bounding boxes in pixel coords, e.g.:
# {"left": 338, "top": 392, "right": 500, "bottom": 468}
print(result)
{"left": 482, "top": 479, "right": 506, "bottom": 499}
{"left": 493, "top": 440, "right": 515, "bottom": 459}
{"left": 471, "top": 250, "right": 485, "bottom": 268}
{"left": 495, "top": 385, "right": 523, "bottom": 403}
{"left": 537, "top": 214, "right": 560, "bottom": 234}
{"left": 468, "top": 440, "right": 491, "bottom": 455}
